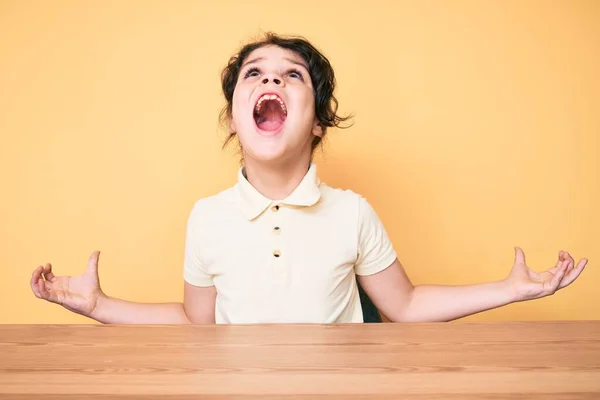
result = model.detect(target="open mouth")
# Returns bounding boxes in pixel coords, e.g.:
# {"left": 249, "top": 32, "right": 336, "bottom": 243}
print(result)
{"left": 253, "top": 93, "right": 287, "bottom": 132}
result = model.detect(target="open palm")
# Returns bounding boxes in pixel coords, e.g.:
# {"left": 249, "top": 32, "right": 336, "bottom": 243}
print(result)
{"left": 30, "top": 251, "right": 104, "bottom": 317}
{"left": 507, "top": 247, "right": 588, "bottom": 302}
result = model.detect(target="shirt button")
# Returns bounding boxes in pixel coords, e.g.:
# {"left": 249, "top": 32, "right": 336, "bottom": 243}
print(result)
{"left": 273, "top": 250, "right": 281, "bottom": 257}
{"left": 271, "top": 205, "right": 280, "bottom": 212}
{"left": 273, "top": 226, "right": 280, "bottom": 234}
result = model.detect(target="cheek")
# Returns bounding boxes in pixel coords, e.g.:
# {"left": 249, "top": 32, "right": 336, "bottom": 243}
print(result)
{"left": 231, "top": 92, "right": 242, "bottom": 117}
{"left": 289, "top": 87, "right": 314, "bottom": 113}
{"left": 231, "top": 102, "right": 248, "bottom": 130}
{"left": 299, "top": 91, "right": 316, "bottom": 117}
{"left": 231, "top": 85, "right": 248, "bottom": 115}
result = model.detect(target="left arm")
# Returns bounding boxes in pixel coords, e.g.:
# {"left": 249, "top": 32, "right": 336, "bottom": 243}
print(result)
{"left": 359, "top": 248, "right": 587, "bottom": 323}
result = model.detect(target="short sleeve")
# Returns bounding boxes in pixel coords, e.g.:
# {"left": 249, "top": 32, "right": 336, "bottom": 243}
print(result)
{"left": 183, "top": 204, "right": 214, "bottom": 287}
{"left": 354, "top": 196, "right": 397, "bottom": 276}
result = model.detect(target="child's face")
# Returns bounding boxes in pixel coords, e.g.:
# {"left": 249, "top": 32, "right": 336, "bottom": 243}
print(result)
{"left": 230, "top": 45, "right": 322, "bottom": 164}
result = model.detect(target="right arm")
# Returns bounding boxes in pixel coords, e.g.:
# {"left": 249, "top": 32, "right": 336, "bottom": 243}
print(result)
{"left": 30, "top": 251, "right": 216, "bottom": 324}
{"left": 90, "top": 283, "right": 216, "bottom": 324}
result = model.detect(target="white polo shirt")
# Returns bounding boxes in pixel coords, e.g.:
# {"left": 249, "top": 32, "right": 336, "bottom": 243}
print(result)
{"left": 183, "top": 163, "right": 397, "bottom": 324}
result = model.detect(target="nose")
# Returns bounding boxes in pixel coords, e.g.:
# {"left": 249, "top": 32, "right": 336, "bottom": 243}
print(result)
{"left": 261, "top": 76, "right": 282, "bottom": 86}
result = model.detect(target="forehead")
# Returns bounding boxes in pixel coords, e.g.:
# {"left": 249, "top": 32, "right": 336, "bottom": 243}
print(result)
{"left": 242, "top": 45, "right": 308, "bottom": 69}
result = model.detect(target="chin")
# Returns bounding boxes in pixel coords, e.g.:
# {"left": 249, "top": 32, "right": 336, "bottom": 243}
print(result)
{"left": 244, "top": 144, "right": 289, "bottom": 163}
{"left": 237, "top": 121, "right": 287, "bottom": 159}
{"left": 237, "top": 119, "right": 311, "bottom": 164}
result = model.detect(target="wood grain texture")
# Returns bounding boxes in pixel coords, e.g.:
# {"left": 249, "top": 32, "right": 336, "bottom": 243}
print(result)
{"left": 1, "top": 322, "right": 599, "bottom": 399}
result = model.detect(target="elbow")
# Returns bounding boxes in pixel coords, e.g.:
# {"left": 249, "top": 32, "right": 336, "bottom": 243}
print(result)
{"left": 386, "top": 312, "right": 416, "bottom": 323}
{"left": 383, "top": 286, "right": 417, "bottom": 323}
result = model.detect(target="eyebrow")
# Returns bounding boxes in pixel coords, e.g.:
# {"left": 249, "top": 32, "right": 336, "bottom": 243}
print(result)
{"left": 284, "top": 57, "right": 309, "bottom": 69}
{"left": 241, "top": 56, "right": 308, "bottom": 70}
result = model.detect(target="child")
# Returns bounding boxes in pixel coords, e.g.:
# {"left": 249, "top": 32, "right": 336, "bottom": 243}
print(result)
{"left": 30, "top": 33, "right": 588, "bottom": 324}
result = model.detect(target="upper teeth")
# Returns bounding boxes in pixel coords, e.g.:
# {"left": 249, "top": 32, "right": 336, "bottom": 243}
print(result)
{"left": 255, "top": 94, "right": 287, "bottom": 114}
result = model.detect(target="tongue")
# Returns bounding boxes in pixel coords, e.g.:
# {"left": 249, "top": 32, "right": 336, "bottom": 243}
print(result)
{"left": 258, "top": 120, "right": 284, "bottom": 131}
{"left": 256, "top": 100, "right": 286, "bottom": 132}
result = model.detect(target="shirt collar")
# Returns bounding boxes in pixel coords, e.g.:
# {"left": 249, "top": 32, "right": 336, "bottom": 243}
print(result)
{"left": 235, "top": 163, "right": 322, "bottom": 220}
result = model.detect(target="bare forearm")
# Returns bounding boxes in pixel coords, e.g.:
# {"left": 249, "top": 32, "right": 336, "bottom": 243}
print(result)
{"left": 397, "top": 280, "right": 516, "bottom": 322}
{"left": 90, "top": 295, "right": 191, "bottom": 324}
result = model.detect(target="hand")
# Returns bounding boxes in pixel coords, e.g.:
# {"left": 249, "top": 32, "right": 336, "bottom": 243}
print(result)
{"left": 505, "top": 247, "right": 588, "bottom": 302}
{"left": 30, "top": 251, "right": 105, "bottom": 317}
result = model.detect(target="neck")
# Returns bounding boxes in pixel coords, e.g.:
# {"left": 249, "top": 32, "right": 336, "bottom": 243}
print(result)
{"left": 243, "top": 156, "right": 312, "bottom": 200}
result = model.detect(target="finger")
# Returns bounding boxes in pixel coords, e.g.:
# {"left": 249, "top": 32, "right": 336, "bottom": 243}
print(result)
{"left": 31, "top": 265, "right": 43, "bottom": 281}
{"left": 38, "top": 279, "right": 58, "bottom": 303}
{"left": 547, "top": 262, "right": 568, "bottom": 293}
{"left": 548, "top": 250, "right": 567, "bottom": 274}
{"left": 42, "top": 263, "right": 56, "bottom": 282}
{"left": 548, "top": 263, "right": 562, "bottom": 274}
{"left": 37, "top": 278, "right": 49, "bottom": 300}
{"left": 559, "top": 258, "right": 588, "bottom": 289}
{"left": 556, "top": 250, "right": 564, "bottom": 265}
{"left": 30, "top": 266, "right": 43, "bottom": 298}
{"left": 44, "top": 280, "right": 55, "bottom": 295}
{"left": 563, "top": 251, "right": 575, "bottom": 274}
{"left": 86, "top": 251, "right": 100, "bottom": 277}
{"left": 514, "top": 247, "right": 526, "bottom": 265}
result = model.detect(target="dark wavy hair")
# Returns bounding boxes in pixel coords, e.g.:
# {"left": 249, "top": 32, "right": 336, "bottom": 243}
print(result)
{"left": 219, "top": 32, "right": 352, "bottom": 153}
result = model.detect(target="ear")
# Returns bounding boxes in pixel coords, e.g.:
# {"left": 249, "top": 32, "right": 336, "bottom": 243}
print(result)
{"left": 312, "top": 118, "right": 323, "bottom": 137}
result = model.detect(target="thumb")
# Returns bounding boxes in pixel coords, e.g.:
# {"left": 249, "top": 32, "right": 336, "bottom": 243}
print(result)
{"left": 514, "top": 246, "right": 526, "bottom": 265}
{"left": 86, "top": 251, "right": 101, "bottom": 278}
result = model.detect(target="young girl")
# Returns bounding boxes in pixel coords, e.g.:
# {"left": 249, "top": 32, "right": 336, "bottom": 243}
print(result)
{"left": 30, "top": 33, "right": 588, "bottom": 324}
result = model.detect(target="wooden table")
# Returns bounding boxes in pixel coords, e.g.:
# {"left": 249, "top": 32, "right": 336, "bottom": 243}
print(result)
{"left": 1, "top": 321, "right": 599, "bottom": 399}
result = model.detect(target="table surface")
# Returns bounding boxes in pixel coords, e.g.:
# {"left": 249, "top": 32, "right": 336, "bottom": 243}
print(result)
{"left": 1, "top": 321, "right": 599, "bottom": 399}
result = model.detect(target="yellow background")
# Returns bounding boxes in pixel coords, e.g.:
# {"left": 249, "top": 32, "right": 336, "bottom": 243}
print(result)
{"left": 1, "top": 0, "right": 598, "bottom": 324}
